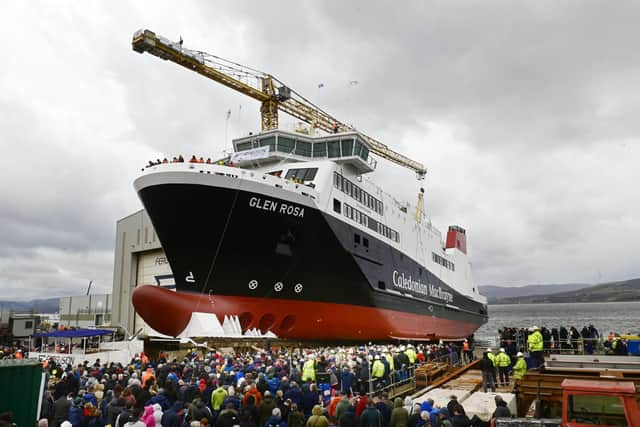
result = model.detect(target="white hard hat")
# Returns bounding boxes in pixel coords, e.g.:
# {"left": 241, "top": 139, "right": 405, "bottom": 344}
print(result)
{"left": 487, "top": 348, "right": 492, "bottom": 352}
{"left": 517, "top": 352, "right": 524, "bottom": 357}
{"left": 374, "top": 355, "right": 380, "bottom": 360}
{"left": 499, "top": 348, "right": 505, "bottom": 352}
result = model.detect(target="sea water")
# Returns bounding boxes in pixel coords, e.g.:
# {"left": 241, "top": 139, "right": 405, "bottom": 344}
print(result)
{"left": 474, "top": 301, "right": 640, "bottom": 341}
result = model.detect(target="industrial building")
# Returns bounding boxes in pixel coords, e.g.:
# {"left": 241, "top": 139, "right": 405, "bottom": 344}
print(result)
{"left": 58, "top": 294, "right": 112, "bottom": 328}
{"left": 110, "top": 209, "right": 174, "bottom": 336}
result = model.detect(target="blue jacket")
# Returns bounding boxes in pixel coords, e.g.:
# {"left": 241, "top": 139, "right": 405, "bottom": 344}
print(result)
{"left": 69, "top": 406, "right": 84, "bottom": 427}
{"left": 223, "top": 394, "right": 241, "bottom": 411}
{"left": 341, "top": 371, "right": 355, "bottom": 393}
{"left": 284, "top": 387, "right": 303, "bottom": 406}
{"left": 375, "top": 402, "right": 391, "bottom": 427}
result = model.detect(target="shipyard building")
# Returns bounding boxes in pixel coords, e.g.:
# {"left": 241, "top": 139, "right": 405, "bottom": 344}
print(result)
{"left": 110, "top": 210, "right": 173, "bottom": 336}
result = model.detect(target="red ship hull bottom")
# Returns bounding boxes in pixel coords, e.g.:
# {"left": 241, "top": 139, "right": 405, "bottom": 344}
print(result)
{"left": 132, "top": 285, "right": 480, "bottom": 341}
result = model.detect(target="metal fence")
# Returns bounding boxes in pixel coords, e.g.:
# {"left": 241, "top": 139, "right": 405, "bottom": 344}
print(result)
{"left": 365, "top": 352, "right": 466, "bottom": 397}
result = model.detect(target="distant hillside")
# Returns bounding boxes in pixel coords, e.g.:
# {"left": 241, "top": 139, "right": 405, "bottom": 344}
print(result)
{"left": 479, "top": 283, "right": 591, "bottom": 302}
{"left": 492, "top": 278, "right": 640, "bottom": 304}
{"left": 0, "top": 298, "right": 59, "bottom": 313}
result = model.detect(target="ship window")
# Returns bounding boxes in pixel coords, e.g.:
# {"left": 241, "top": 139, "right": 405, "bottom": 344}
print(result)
{"left": 341, "top": 138, "right": 354, "bottom": 156}
{"left": 363, "top": 237, "right": 369, "bottom": 248}
{"left": 354, "top": 140, "right": 362, "bottom": 158}
{"left": 313, "top": 142, "right": 327, "bottom": 157}
{"left": 268, "top": 170, "right": 283, "bottom": 177}
{"left": 378, "top": 281, "right": 386, "bottom": 290}
{"left": 259, "top": 137, "right": 276, "bottom": 151}
{"left": 333, "top": 198, "right": 341, "bottom": 214}
{"left": 295, "top": 140, "right": 312, "bottom": 157}
{"left": 360, "top": 146, "right": 369, "bottom": 161}
{"left": 277, "top": 136, "right": 295, "bottom": 153}
{"left": 367, "top": 216, "right": 378, "bottom": 232}
{"left": 236, "top": 141, "right": 253, "bottom": 152}
{"left": 285, "top": 168, "right": 318, "bottom": 181}
{"left": 327, "top": 140, "right": 341, "bottom": 158}
{"left": 354, "top": 234, "right": 360, "bottom": 244}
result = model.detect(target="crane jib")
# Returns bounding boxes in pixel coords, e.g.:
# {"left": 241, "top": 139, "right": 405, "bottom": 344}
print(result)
{"left": 131, "top": 29, "right": 427, "bottom": 178}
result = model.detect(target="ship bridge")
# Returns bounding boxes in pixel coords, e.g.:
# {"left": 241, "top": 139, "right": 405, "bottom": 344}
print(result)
{"left": 231, "top": 130, "right": 377, "bottom": 175}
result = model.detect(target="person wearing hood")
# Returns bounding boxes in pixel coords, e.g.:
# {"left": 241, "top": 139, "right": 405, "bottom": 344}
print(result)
{"left": 264, "top": 407, "right": 286, "bottom": 427}
{"left": 141, "top": 405, "right": 155, "bottom": 427}
{"left": 306, "top": 405, "right": 329, "bottom": 427}
{"left": 389, "top": 398, "right": 408, "bottom": 427}
{"left": 259, "top": 391, "right": 277, "bottom": 427}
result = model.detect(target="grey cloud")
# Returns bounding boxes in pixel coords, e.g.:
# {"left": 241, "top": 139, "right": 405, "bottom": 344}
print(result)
{"left": 1, "top": 1, "right": 639, "bottom": 299}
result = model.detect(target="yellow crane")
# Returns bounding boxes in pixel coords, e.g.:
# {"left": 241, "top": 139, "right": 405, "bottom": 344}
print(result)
{"left": 132, "top": 29, "right": 426, "bottom": 178}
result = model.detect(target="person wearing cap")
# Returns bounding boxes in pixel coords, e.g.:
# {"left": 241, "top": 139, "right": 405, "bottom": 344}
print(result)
{"left": 513, "top": 352, "right": 527, "bottom": 384}
{"left": 495, "top": 348, "right": 511, "bottom": 387}
{"left": 527, "top": 326, "right": 544, "bottom": 368}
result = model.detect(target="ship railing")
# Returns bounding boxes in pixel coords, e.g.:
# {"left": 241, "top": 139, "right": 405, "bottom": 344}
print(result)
{"left": 365, "top": 353, "right": 466, "bottom": 398}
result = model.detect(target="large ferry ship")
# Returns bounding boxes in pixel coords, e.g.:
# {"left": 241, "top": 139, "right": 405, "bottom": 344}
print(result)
{"left": 132, "top": 129, "right": 488, "bottom": 340}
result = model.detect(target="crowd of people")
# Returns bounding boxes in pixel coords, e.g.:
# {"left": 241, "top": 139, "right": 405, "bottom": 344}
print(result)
{"left": 145, "top": 156, "right": 230, "bottom": 168}
{"left": 27, "top": 342, "right": 485, "bottom": 427}
{"left": 498, "top": 324, "right": 632, "bottom": 356}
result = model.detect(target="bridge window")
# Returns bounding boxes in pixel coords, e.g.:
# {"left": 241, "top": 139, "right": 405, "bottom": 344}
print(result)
{"left": 327, "top": 140, "right": 341, "bottom": 158}
{"left": 277, "top": 136, "right": 295, "bottom": 153}
{"left": 341, "top": 138, "right": 354, "bottom": 156}
{"left": 236, "top": 142, "right": 253, "bottom": 151}
{"left": 313, "top": 142, "right": 327, "bottom": 157}
{"left": 259, "top": 137, "right": 276, "bottom": 151}
{"left": 295, "top": 140, "right": 312, "bottom": 157}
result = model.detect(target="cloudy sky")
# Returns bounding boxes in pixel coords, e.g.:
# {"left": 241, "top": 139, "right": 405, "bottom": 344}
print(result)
{"left": 1, "top": 2, "right": 639, "bottom": 300}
